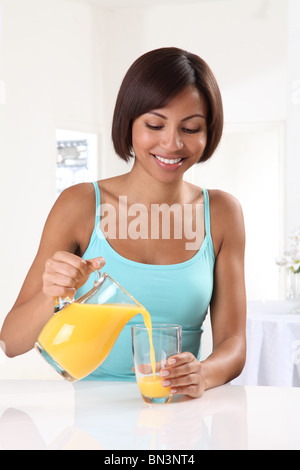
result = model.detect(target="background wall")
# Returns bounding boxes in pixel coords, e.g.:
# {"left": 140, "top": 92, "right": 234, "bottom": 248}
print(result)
{"left": 0, "top": 0, "right": 298, "bottom": 378}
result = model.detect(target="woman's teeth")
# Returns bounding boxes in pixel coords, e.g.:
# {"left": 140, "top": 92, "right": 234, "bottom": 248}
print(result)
{"left": 154, "top": 155, "right": 183, "bottom": 164}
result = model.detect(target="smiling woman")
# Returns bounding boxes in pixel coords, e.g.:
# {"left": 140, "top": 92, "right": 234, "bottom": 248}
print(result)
{"left": 0, "top": 47, "right": 246, "bottom": 399}
{"left": 131, "top": 85, "right": 208, "bottom": 183}
{"left": 111, "top": 47, "right": 223, "bottom": 163}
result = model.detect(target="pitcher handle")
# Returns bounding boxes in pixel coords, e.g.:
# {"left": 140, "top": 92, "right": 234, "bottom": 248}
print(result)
{"left": 54, "top": 269, "right": 103, "bottom": 312}
{"left": 54, "top": 296, "right": 72, "bottom": 313}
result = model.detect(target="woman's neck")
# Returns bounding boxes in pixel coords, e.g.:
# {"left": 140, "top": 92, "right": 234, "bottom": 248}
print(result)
{"left": 123, "top": 166, "right": 186, "bottom": 207}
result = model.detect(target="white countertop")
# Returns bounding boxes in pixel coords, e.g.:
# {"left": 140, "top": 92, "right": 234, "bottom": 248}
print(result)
{"left": 1, "top": 380, "right": 300, "bottom": 450}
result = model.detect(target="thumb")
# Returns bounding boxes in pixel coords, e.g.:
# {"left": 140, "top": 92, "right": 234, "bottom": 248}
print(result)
{"left": 85, "top": 257, "right": 106, "bottom": 274}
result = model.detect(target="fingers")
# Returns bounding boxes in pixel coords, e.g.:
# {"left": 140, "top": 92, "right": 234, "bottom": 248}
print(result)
{"left": 85, "top": 256, "right": 106, "bottom": 274}
{"left": 44, "top": 253, "right": 88, "bottom": 293}
{"left": 133, "top": 352, "right": 205, "bottom": 398}
{"left": 159, "top": 352, "right": 205, "bottom": 398}
{"left": 42, "top": 251, "right": 105, "bottom": 300}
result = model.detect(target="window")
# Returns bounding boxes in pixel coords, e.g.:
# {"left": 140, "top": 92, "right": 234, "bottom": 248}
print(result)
{"left": 56, "top": 129, "right": 97, "bottom": 197}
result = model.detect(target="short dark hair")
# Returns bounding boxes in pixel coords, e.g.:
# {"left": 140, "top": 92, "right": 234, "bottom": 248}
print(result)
{"left": 112, "top": 47, "right": 223, "bottom": 163}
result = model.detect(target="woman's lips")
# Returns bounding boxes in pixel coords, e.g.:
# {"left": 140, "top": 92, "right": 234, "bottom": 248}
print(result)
{"left": 152, "top": 154, "right": 184, "bottom": 168}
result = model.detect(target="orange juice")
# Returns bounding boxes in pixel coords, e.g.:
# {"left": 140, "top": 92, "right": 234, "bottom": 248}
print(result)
{"left": 137, "top": 375, "right": 171, "bottom": 399}
{"left": 37, "top": 302, "right": 155, "bottom": 381}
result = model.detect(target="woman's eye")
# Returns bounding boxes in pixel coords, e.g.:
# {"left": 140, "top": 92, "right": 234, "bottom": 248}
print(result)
{"left": 183, "top": 127, "right": 201, "bottom": 134}
{"left": 145, "top": 123, "right": 163, "bottom": 130}
{"left": 145, "top": 123, "right": 201, "bottom": 133}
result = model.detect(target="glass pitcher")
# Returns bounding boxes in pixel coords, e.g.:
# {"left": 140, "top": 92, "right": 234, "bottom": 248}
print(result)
{"left": 35, "top": 272, "right": 150, "bottom": 382}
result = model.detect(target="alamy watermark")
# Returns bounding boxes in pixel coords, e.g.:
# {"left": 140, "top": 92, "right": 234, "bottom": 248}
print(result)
{"left": 97, "top": 196, "right": 204, "bottom": 251}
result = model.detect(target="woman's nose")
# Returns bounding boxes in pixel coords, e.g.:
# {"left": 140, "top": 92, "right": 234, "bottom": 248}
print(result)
{"left": 161, "top": 128, "right": 183, "bottom": 151}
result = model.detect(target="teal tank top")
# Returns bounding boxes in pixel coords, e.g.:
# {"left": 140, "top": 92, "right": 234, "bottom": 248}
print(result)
{"left": 75, "top": 182, "right": 215, "bottom": 381}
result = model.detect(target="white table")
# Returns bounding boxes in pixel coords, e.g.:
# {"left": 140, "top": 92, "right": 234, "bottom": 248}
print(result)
{"left": 232, "top": 301, "right": 300, "bottom": 387}
{"left": 0, "top": 380, "right": 300, "bottom": 450}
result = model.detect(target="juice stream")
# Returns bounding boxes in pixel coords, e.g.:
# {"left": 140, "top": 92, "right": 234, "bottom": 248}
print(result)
{"left": 141, "top": 309, "right": 156, "bottom": 378}
{"left": 137, "top": 310, "right": 170, "bottom": 398}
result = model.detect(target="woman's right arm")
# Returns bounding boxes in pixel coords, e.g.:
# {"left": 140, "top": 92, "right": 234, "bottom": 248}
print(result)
{"left": 0, "top": 184, "right": 105, "bottom": 358}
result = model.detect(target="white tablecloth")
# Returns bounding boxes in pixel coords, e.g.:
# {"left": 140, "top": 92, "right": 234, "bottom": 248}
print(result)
{"left": 232, "top": 301, "right": 300, "bottom": 387}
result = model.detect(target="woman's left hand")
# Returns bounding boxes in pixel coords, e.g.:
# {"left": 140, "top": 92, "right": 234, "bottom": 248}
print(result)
{"left": 160, "top": 352, "right": 206, "bottom": 398}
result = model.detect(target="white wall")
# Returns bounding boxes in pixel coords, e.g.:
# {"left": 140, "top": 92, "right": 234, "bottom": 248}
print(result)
{"left": 0, "top": 0, "right": 297, "bottom": 377}
{"left": 97, "top": 0, "right": 288, "bottom": 301}
{"left": 286, "top": 0, "right": 300, "bottom": 237}
{"left": 0, "top": 0, "right": 104, "bottom": 377}
{"left": 97, "top": 0, "right": 288, "bottom": 172}
{"left": 0, "top": 0, "right": 104, "bottom": 314}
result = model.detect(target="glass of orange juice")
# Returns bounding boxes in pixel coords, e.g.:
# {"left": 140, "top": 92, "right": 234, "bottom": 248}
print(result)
{"left": 35, "top": 273, "right": 151, "bottom": 382}
{"left": 132, "top": 324, "right": 182, "bottom": 404}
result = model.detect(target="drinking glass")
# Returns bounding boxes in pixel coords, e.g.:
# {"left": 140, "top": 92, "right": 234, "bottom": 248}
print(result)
{"left": 132, "top": 324, "right": 182, "bottom": 404}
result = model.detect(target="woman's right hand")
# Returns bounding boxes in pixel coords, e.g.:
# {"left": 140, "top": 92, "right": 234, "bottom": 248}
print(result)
{"left": 42, "top": 251, "right": 105, "bottom": 300}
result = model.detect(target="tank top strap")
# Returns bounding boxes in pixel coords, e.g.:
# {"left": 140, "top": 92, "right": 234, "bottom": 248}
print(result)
{"left": 92, "top": 181, "right": 101, "bottom": 225}
{"left": 202, "top": 188, "right": 215, "bottom": 260}
{"left": 202, "top": 189, "right": 210, "bottom": 234}
{"left": 92, "top": 181, "right": 106, "bottom": 242}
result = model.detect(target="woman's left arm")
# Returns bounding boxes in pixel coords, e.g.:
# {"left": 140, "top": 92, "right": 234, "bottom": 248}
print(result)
{"left": 160, "top": 191, "right": 247, "bottom": 397}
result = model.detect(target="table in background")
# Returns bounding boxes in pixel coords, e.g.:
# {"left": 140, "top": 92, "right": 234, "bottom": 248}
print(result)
{"left": 0, "top": 380, "right": 300, "bottom": 450}
{"left": 232, "top": 300, "right": 300, "bottom": 387}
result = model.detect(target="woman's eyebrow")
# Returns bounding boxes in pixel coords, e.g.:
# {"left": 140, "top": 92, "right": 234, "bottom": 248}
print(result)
{"left": 182, "top": 113, "right": 206, "bottom": 121}
{"left": 148, "top": 111, "right": 206, "bottom": 121}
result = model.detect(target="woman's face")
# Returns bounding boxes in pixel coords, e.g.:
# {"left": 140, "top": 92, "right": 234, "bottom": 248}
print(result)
{"left": 131, "top": 85, "right": 208, "bottom": 183}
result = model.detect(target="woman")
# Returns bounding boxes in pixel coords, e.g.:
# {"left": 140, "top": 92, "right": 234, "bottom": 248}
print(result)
{"left": 0, "top": 48, "right": 246, "bottom": 397}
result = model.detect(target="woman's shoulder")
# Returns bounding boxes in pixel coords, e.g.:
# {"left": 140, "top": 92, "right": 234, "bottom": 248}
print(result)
{"left": 186, "top": 182, "right": 242, "bottom": 213}
{"left": 57, "top": 182, "right": 95, "bottom": 204}
{"left": 45, "top": 183, "right": 97, "bottom": 255}
{"left": 48, "top": 182, "right": 96, "bottom": 232}
{"left": 207, "top": 189, "right": 245, "bottom": 255}
{"left": 58, "top": 180, "right": 113, "bottom": 214}
{"left": 207, "top": 189, "right": 243, "bottom": 216}
{"left": 56, "top": 176, "right": 125, "bottom": 209}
